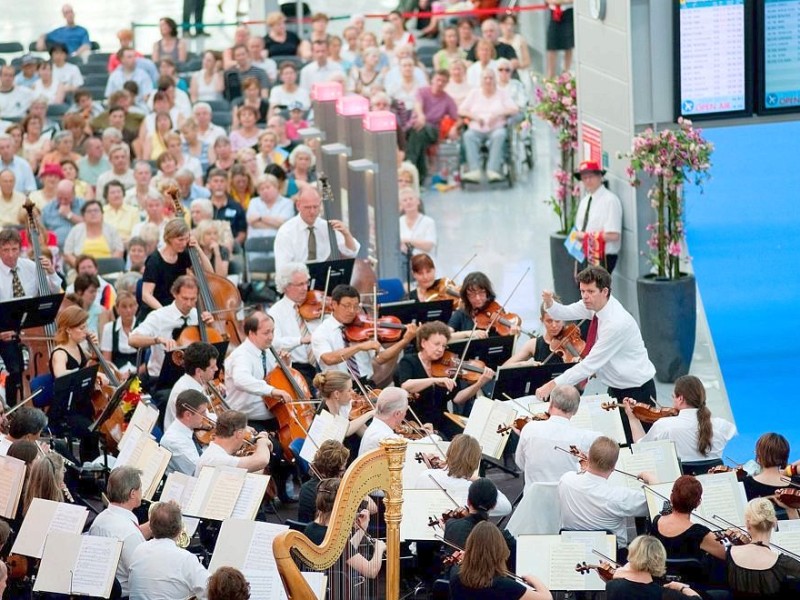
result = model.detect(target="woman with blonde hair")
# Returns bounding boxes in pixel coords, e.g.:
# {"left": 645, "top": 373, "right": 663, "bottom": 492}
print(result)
{"left": 414, "top": 434, "right": 512, "bottom": 517}
{"left": 22, "top": 452, "right": 66, "bottom": 516}
{"left": 607, "top": 535, "right": 701, "bottom": 598}
{"left": 143, "top": 111, "right": 174, "bottom": 161}
{"left": 313, "top": 371, "right": 374, "bottom": 438}
{"left": 450, "top": 521, "right": 551, "bottom": 599}
{"left": 286, "top": 144, "right": 316, "bottom": 197}
{"left": 194, "top": 220, "right": 230, "bottom": 277}
{"left": 227, "top": 163, "right": 255, "bottom": 210}
{"left": 246, "top": 173, "right": 293, "bottom": 239}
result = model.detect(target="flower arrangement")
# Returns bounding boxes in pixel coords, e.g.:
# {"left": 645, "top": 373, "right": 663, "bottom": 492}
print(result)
{"left": 119, "top": 376, "right": 142, "bottom": 430}
{"left": 534, "top": 72, "right": 579, "bottom": 234}
{"left": 619, "top": 117, "right": 713, "bottom": 280}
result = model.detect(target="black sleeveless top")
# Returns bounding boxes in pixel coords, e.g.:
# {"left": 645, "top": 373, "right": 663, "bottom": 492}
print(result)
{"left": 650, "top": 514, "right": 711, "bottom": 562}
{"left": 49, "top": 346, "right": 88, "bottom": 374}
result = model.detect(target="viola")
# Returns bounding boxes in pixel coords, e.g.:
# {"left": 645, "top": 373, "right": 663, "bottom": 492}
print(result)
{"left": 545, "top": 324, "right": 585, "bottom": 364}
{"left": 264, "top": 347, "right": 315, "bottom": 462}
{"left": 430, "top": 350, "right": 489, "bottom": 384}
{"left": 575, "top": 561, "right": 616, "bottom": 582}
{"left": 427, "top": 506, "right": 470, "bottom": 529}
{"left": 298, "top": 289, "right": 333, "bottom": 321}
{"left": 415, "top": 452, "right": 446, "bottom": 470}
{"left": 600, "top": 400, "right": 678, "bottom": 424}
{"left": 343, "top": 313, "right": 406, "bottom": 344}
{"left": 163, "top": 183, "right": 244, "bottom": 345}
{"left": 497, "top": 413, "right": 549, "bottom": 436}
{"left": 713, "top": 528, "right": 751, "bottom": 546}
{"left": 775, "top": 487, "right": 800, "bottom": 509}
{"left": 472, "top": 300, "right": 523, "bottom": 337}
{"left": 423, "top": 278, "right": 461, "bottom": 308}
{"left": 708, "top": 464, "right": 747, "bottom": 482}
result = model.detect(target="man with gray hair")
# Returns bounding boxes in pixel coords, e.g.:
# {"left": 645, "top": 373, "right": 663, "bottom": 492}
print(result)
{"left": 42, "top": 179, "right": 83, "bottom": 248}
{"left": 176, "top": 168, "right": 210, "bottom": 210}
{"left": 192, "top": 102, "right": 225, "bottom": 146}
{"left": 128, "top": 502, "right": 209, "bottom": 599}
{"left": 268, "top": 262, "right": 318, "bottom": 387}
{"left": 96, "top": 142, "right": 135, "bottom": 192}
{"left": 515, "top": 385, "right": 603, "bottom": 485}
{"left": 0, "top": 134, "right": 36, "bottom": 193}
{"left": 89, "top": 466, "right": 148, "bottom": 597}
{"left": 359, "top": 387, "right": 409, "bottom": 456}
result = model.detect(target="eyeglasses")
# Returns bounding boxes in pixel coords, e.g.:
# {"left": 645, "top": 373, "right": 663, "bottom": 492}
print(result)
{"left": 497, "top": 68, "right": 511, "bottom": 72}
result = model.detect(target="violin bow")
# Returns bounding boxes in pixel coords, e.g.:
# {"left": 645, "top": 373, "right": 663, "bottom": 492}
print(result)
{"left": 553, "top": 445, "right": 644, "bottom": 481}
{"left": 451, "top": 321, "right": 481, "bottom": 384}
{"left": 502, "top": 392, "right": 533, "bottom": 416}
{"left": 641, "top": 484, "right": 722, "bottom": 529}
{"left": 433, "top": 535, "right": 535, "bottom": 590}
{"left": 320, "top": 266, "right": 333, "bottom": 322}
{"left": 373, "top": 283, "right": 378, "bottom": 344}
{"left": 448, "top": 253, "right": 477, "bottom": 285}
{"left": 427, "top": 473, "right": 461, "bottom": 508}
{"left": 5, "top": 388, "right": 42, "bottom": 417}
{"left": 711, "top": 514, "right": 800, "bottom": 561}
{"left": 405, "top": 404, "right": 447, "bottom": 458}
{"left": 590, "top": 549, "right": 622, "bottom": 568}
{"left": 780, "top": 477, "right": 800, "bottom": 490}
{"left": 484, "top": 267, "right": 530, "bottom": 333}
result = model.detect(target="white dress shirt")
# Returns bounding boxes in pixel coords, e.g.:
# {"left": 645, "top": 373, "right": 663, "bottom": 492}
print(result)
{"left": 89, "top": 504, "right": 146, "bottom": 596}
{"left": 130, "top": 303, "right": 198, "bottom": 377}
{"left": 414, "top": 469, "right": 512, "bottom": 517}
{"left": 161, "top": 419, "right": 201, "bottom": 476}
{"left": 0, "top": 257, "right": 62, "bottom": 300}
{"left": 640, "top": 408, "right": 737, "bottom": 462}
{"left": 548, "top": 297, "right": 656, "bottom": 389}
{"left": 558, "top": 470, "right": 648, "bottom": 547}
{"left": 194, "top": 441, "right": 240, "bottom": 476}
{"left": 128, "top": 538, "right": 209, "bottom": 600}
{"left": 299, "top": 60, "right": 345, "bottom": 90}
{"left": 273, "top": 215, "right": 360, "bottom": 275}
{"left": 575, "top": 185, "right": 623, "bottom": 255}
{"left": 515, "top": 415, "right": 602, "bottom": 485}
{"left": 311, "top": 315, "right": 374, "bottom": 380}
{"left": 358, "top": 417, "right": 398, "bottom": 456}
{"left": 224, "top": 338, "right": 277, "bottom": 420}
{"left": 269, "top": 295, "right": 320, "bottom": 366}
{"left": 165, "top": 374, "right": 206, "bottom": 431}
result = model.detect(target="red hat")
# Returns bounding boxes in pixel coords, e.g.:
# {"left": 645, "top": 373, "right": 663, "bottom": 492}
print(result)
{"left": 40, "top": 163, "right": 65, "bottom": 180}
{"left": 573, "top": 160, "right": 606, "bottom": 179}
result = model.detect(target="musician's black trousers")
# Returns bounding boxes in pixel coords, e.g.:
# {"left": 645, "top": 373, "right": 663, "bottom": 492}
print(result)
{"left": 0, "top": 340, "right": 24, "bottom": 406}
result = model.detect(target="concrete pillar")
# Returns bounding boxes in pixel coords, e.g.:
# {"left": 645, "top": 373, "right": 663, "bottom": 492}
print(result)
{"left": 310, "top": 82, "right": 343, "bottom": 145}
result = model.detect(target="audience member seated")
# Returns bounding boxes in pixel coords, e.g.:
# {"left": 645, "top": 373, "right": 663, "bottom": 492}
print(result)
{"left": 224, "top": 44, "right": 270, "bottom": 102}
{"left": 231, "top": 77, "right": 269, "bottom": 128}
{"left": 0, "top": 66, "right": 34, "bottom": 120}
{"left": 32, "top": 62, "right": 65, "bottom": 106}
{"left": 246, "top": 173, "right": 294, "bottom": 239}
{"left": 465, "top": 18, "right": 519, "bottom": 68}
{"left": 49, "top": 43, "right": 84, "bottom": 94}
{"left": 14, "top": 55, "right": 40, "bottom": 90}
{"left": 285, "top": 144, "right": 316, "bottom": 197}
{"left": 180, "top": 117, "right": 215, "bottom": 175}
{"left": 152, "top": 17, "right": 188, "bottom": 64}
{"left": 0, "top": 171, "right": 26, "bottom": 226}
{"left": 37, "top": 3, "right": 92, "bottom": 58}
{"left": 230, "top": 105, "right": 262, "bottom": 152}
{"left": 467, "top": 40, "right": 499, "bottom": 87}
{"left": 131, "top": 191, "right": 168, "bottom": 241}
{"left": 63, "top": 199, "right": 124, "bottom": 269}
{"left": 191, "top": 50, "right": 225, "bottom": 104}
{"left": 176, "top": 168, "right": 211, "bottom": 208}
{"left": 43, "top": 179, "right": 84, "bottom": 249}
{"left": 0, "top": 133, "right": 36, "bottom": 193}
{"left": 227, "top": 162, "right": 254, "bottom": 209}
{"left": 385, "top": 45, "right": 428, "bottom": 91}
{"left": 266, "top": 114, "right": 296, "bottom": 155}
{"left": 247, "top": 36, "right": 277, "bottom": 83}
{"left": 125, "top": 159, "right": 153, "bottom": 208}
{"left": 270, "top": 61, "right": 310, "bottom": 115}
{"left": 59, "top": 158, "right": 94, "bottom": 200}
{"left": 255, "top": 130, "right": 288, "bottom": 173}
{"left": 207, "top": 167, "right": 247, "bottom": 245}
{"left": 39, "top": 131, "right": 80, "bottom": 175}
{"left": 97, "top": 142, "right": 135, "bottom": 192}
{"left": 496, "top": 58, "right": 527, "bottom": 111}
{"left": 263, "top": 12, "right": 303, "bottom": 58}
{"left": 434, "top": 26, "right": 468, "bottom": 71}
{"left": 300, "top": 40, "right": 344, "bottom": 91}
{"left": 106, "top": 48, "right": 155, "bottom": 104}
{"left": 347, "top": 47, "right": 385, "bottom": 97}
{"left": 20, "top": 114, "right": 51, "bottom": 174}
{"left": 193, "top": 102, "right": 227, "bottom": 147}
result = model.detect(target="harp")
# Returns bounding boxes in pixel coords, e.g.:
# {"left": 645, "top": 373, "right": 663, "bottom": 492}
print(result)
{"left": 273, "top": 438, "right": 407, "bottom": 599}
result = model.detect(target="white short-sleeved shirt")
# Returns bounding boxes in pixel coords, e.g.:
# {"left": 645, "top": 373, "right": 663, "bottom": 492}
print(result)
{"left": 399, "top": 213, "right": 437, "bottom": 257}
{"left": 574, "top": 185, "right": 623, "bottom": 255}
{"left": 640, "top": 408, "right": 737, "bottom": 462}
{"left": 194, "top": 441, "right": 240, "bottom": 476}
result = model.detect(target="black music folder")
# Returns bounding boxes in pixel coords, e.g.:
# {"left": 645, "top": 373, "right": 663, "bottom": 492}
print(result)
{"left": 51, "top": 364, "right": 99, "bottom": 424}
{"left": 491, "top": 362, "right": 572, "bottom": 400}
{"left": 379, "top": 299, "right": 454, "bottom": 325}
{"left": 0, "top": 293, "right": 64, "bottom": 332}
{"left": 447, "top": 335, "right": 514, "bottom": 370}
{"left": 307, "top": 259, "right": 355, "bottom": 292}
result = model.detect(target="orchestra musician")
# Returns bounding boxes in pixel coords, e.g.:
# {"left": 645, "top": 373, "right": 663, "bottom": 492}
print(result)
{"left": 558, "top": 436, "right": 653, "bottom": 549}
{"left": 448, "top": 271, "right": 518, "bottom": 340}
{"left": 515, "top": 385, "right": 601, "bottom": 485}
{"left": 2, "top": 406, "right": 48, "bottom": 447}
{"left": 407, "top": 253, "right": 446, "bottom": 302}
{"left": 607, "top": 535, "right": 701, "bottom": 599}
{"left": 535, "top": 266, "right": 657, "bottom": 440}
{"left": 89, "top": 466, "right": 149, "bottom": 598}
{"left": 129, "top": 275, "right": 214, "bottom": 403}
{"left": 272, "top": 184, "right": 360, "bottom": 274}
{"left": 623, "top": 375, "right": 736, "bottom": 468}
{"left": 138, "top": 218, "right": 214, "bottom": 321}
{"left": 128, "top": 501, "right": 209, "bottom": 600}
{"left": 504, "top": 296, "right": 571, "bottom": 366}
{"left": 297, "top": 439, "right": 350, "bottom": 523}
{"left": 311, "top": 284, "right": 418, "bottom": 387}
{"left": 194, "top": 410, "right": 273, "bottom": 475}
{"left": 268, "top": 262, "right": 320, "bottom": 389}
{"left": 0, "top": 227, "right": 62, "bottom": 406}
{"left": 207, "top": 567, "right": 251, "bottom": 600}
{"left": 358, "top": 387, "right": 409, "bottom": 456}
{"left": 161, "top": 390, "right": 212, "bottom": 476}
{"left": 417, "top": 434, "right": 512, "bottom": 517}
{"left": 396, "top": 321, "right": 493, "bottom": 438}
{"left": 164, "top": 341, "right": 220, "bottom": 430}
{"left": 742, "top": 433, "right": 793, "bottom": 503}
{"left": 100, "top": 290, "right": 139, "bottom": 374}
{"left": 22, "top": 451, "right": 66, "bottom": 515}
{"left": 310, "top": 371, "right": 374, "bottom": 459}
{"left": 649, "top": 475, "right": 726, "bottom": 562}
{"left": 449, "top": 520, "right": 551, "bottom": 600}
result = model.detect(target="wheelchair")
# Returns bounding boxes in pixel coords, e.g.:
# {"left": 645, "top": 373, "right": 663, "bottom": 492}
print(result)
{"left": 457, "top": 115, "right": 533, "bottom": 189}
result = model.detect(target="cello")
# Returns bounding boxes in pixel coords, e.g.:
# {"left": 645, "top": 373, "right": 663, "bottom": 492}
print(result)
{"left": 162, "top": 183, "right": 244, "bottom": 345}
{"left": 19, "top": 199, "right": 63, "bottom": 387}
{"left": 264, "top": 347, "right": 316, "bottom": 462}
{"left": 84, "top": 337, "right": 131, "bottom": 453}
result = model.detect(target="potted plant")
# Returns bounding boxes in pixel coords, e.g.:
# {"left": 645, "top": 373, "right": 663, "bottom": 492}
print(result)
{"left": 534, "top": 73, "right": 581, "bottom": 303}
{"left": 620, "top": 117, "right": 714, "bottom": 382}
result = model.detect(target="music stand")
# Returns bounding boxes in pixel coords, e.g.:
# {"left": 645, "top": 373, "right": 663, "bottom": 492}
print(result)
{"left": 379, "top": 300, "right": 454, "bottom": 325}
{"left": 491, "top": 362, "right": 572, "bottom": 400}
{"left": 447, "top": 335, "right": 515, "bottom": 370}
{"left": 157, "top": 341, "right": 229, "bottom": 391}
{"left": 307, "top": 259, "right": 355, "bottom": 292}
{"left": 0, "top": 293, "right": 64, "bottom": 333}
{"left": 50, "top": 365, "right": 99, "bottom": 434}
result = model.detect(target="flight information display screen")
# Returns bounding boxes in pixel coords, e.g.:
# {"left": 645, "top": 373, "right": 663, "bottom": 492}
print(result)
{"left": 675, "top": 0, "right": 752, "bottom": 119}
{"left": 759, "top": 0, "right": 800, "bottom": 113}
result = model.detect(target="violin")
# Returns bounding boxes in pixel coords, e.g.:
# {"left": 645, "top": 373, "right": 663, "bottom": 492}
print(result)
{"left": 442, "top": 550, "right": 464, "bottom": 566}
{"left": 496, "top": 413, "right": 549, "bottom": 436}
{"left": 775, "top": 488, "right": 800, "bottom": 509}
{"left": 394, "top": 422, "right": 429, "bottom": 440}
{"left": 430, "top": 350, "right": 489, "bottom": 383}
{"left": 713, "top": 528, "right": 751, "bottom": 546}
{"left": 472, "top": 300, "right": 524, "bottom": 337}
{"left": 415, "top": 452, "right": 446, "bottom": 470}
{"left": 428, "top": 506, "right": 470, "bottom": 529}
{"left": 601, "top": 400, "right": 678, "bottom": 424}
{"left": 544, "top": 324, "right": 585, "bottom": 364}
{"left": 6, "top": 554, "right": 31, "bottom": 581}
{"left": 343, "top": 313, "right": 406, "bottom": 344}
{"left": 349, "top": 389, "right": 377, "bottom": 420}
{"left": 708, "top": 464, "right": 747, "bottom": 482}
{"left": 298, "top": 289, "right": 333, "bottom": 321}
{"left": 424, "top": 278, "right": 461, "bottom": 308}
{"left": 575, "top": 561, "right": 616, "bottom": 582}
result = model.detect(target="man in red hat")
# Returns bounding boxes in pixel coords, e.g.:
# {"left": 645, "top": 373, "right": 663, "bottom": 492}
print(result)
{"left": 573, "top": 160, "right": 622, "bottom": 273}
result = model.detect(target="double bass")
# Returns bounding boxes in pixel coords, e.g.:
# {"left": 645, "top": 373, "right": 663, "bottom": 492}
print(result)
{"left": 162, "top": 183, "right": 244, "bottom": 345}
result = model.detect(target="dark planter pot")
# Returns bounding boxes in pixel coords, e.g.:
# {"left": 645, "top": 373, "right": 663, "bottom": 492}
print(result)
{"left": 637, "top": 274, "right": 696, "bottom": 383}
{"left": 549, "top": 233, "right": 581, "bottom": 305}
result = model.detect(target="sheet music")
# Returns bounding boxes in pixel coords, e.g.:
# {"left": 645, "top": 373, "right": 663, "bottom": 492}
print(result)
{"left": 115, "top": 424, "right": 145, "bottom": 466}
{"left": 517, "top": 533, "right": 616, "bottom": 591}
{"left": 118, "top": 401, "right": 159, "bottom": 451}
{"left": 141, "top": 445, "right": 171, "bottom": 499}
{"left": 402, "top": 441, "right": 450, "bottom": 490}
{"left": 242, "top": 569, "right": 282, "bottom": 600}
{"left": 243, "top": 522, "right": 289, "bottom": 571}
{"left": 631, "top": 440, "right": 682, "bottom": 484}
{"left": 186, "top": 466, "right": 246, "bottom": 520}
{"left": 548, "top": 542, "right": 587, "bottom": 590}
{"left": 159, "top": 472, "right": 197, "bottom": 508}
{"left": 231, "top": 474, "right": 269, "bottom": 520}
{"left": 771, "top": 531, "right": 800, "bottom": 557}
{"left": 463, "top": 396, "right": 516, "bottom": 459}
{"left": 71, "top": 536, "right": 120, "bottom": 597}
{"left": 51, "top": 502, "right": 85, "bottom": 534}
{"left": 0, "top": 455, "right": 25, "bottom": 519}
{"left": 400, "top": 489, "right": 459, "bottom": 541}
{"left": 694, "top": 472, "right": 747, "bottom": 527}
{"left": 569, "top": 404, "right": 625, "bottom": 445}
{"left": 299, "top": 410, "right": 349, "bottom": 463}
{"left": 608, "top": 450, "right": 657, "bottom": 491}
{"left": 12, "top": 499, "right": 89, "bottom": 558}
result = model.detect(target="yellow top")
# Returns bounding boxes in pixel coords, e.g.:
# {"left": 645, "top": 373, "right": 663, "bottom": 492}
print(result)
{"left": 103, "top": 203, "right": 141, "bottom": 243}
{"left": 81, "top": 235, "right": 112, "bottom": 259}
{"left": 0, "top": 192, "right": 27, "bottom": 226}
